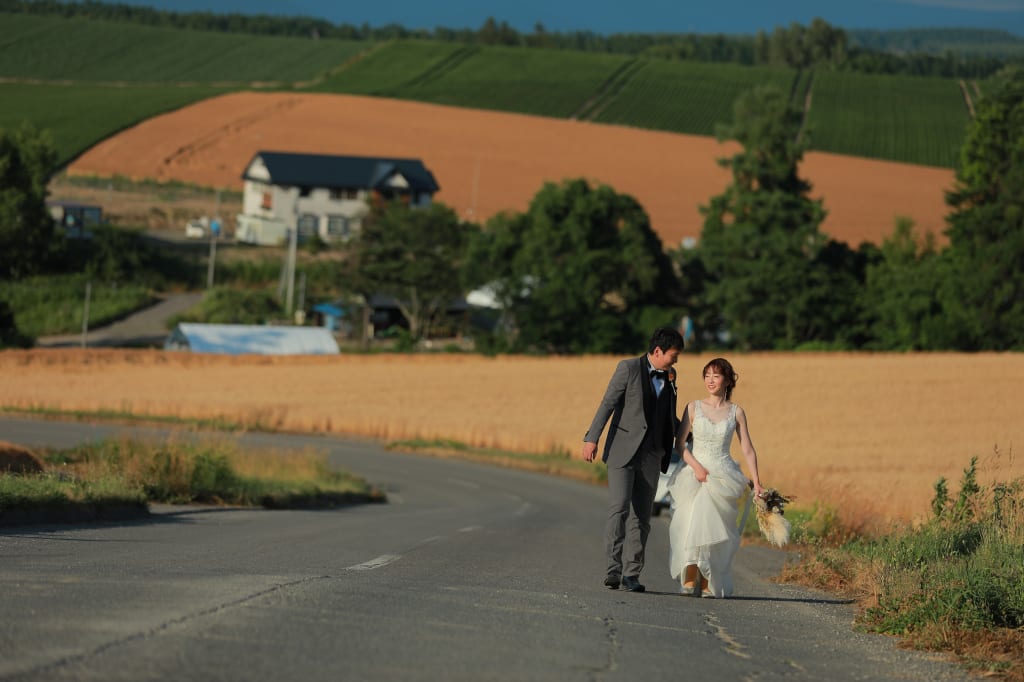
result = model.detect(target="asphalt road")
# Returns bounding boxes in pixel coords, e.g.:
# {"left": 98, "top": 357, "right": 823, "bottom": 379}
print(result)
{"left": 34, "top": 293, "right": 203, "bottom": 349}
{"left": 0, "top": 417, "right": 969, "bottom": 681}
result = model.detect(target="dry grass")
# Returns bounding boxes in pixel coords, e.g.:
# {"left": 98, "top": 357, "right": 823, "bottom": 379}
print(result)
{"left": 2, "top": 349, "right": 1021, "bottom": 522}
{"left": 0, "top": 441, "right": 44, "bottom": 474}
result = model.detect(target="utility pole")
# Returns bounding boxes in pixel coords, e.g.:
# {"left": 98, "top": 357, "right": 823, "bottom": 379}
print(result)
{"left": 296, "top": 271, "right": 306, "bottom": 323}
{"left": 207, "top": 191, "right": 222, "bottom": 289}
{"left": 285, "top": 219, "right": 298, "bottom": 319}
{"left": 206, "top": 228, "right": 217, "bottom": 288}
{"left": 80, "top": 281, "right": 91, "bottom": 348}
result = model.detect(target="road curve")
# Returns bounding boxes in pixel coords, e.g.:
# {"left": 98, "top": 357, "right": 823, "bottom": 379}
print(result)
{"left": 34, "top": 292, "right": 203, "bottom": 349}
{"left": 0, "top": 417, "right": 968, "bottom": 681}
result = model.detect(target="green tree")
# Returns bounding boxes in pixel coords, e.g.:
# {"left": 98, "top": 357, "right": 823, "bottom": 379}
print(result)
{"left": 0, "top": 125, "right": 60, "bottom": 279}
{"left": 467, "top": 179, "right": 681, "bottom": 354}
{"left": 699, "top": 85, "right": 835, "bottom": 349}
{"left": 168, "top": 287, "right": 283, "bottom": 326}
{"left": 941, "top": 68, "right": 1024, "bottom": 350}
{"left": 344, "top": 201, "right": 475, "bottom": 340}
{"left": 863, "top": 218, "right": 949, "bottom": 349}
{"left": 0, "top": 299, "right": 32, "bottom": 349}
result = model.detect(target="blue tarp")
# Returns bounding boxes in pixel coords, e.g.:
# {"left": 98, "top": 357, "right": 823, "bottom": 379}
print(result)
{"left": 165, "top": 323, "right": 339, "bottom": 355}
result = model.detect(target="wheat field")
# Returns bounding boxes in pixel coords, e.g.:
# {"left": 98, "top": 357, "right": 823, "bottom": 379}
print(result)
{"left": 1, "top": 350, "right": 1020, "bottom": 523}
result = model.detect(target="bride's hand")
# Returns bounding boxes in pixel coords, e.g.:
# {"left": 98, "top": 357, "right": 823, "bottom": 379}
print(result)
{"left": 693, "top": 465, "right": 709, "bottom": 483}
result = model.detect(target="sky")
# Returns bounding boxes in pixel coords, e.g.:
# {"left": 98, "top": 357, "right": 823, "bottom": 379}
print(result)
{"left": 112, "top": 0, "right": 1024, "bottom": 36}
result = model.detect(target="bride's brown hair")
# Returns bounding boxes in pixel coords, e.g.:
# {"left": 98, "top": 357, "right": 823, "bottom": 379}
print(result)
{"left": 703, "top": 358, "right": 738, "bottom": 400}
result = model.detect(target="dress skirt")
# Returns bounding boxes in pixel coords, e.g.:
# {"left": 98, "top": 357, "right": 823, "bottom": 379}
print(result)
{"left": 667, "top": 458, "right": 750, "bottom": 598}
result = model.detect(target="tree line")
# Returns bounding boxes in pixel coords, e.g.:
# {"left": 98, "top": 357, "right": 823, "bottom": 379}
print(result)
{"left": 2, "top": 0, "right": 1020, "bottom": 80}
{"left": 2, "top": 70, "right": 1022, "bottom": 353}
{"left": 334, "top": 67, "right": 1024, "bottom": 353}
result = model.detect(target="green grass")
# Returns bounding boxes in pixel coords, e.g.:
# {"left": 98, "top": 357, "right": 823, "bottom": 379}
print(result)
{"left": 806, "top": 69, "right": 971, "bottom": 167}
{"left": 0, "top": 435, "right": 384, "bottom": 517}
{"left": 781, "top": 457, "right": 1024, "bottom": 678}
{"left": 0, "top": 82, "right": 228, "bottom": 165}
{"left": 1, "top": 406, "right": 250, "bottom": 432}
{"left": 0, "top": 273, "right": 154, "bottom": 337}
{"left": 0, "top": 471, "right": 147, "bottom": 510}
{"left": 165, "top": 286, "right": 284, "bottom": 327}
{"left": 594, "top": 60, "right": 798, "bottom": 136}
{"left": 0, "top": 13, "right": 369, "bottom": 83}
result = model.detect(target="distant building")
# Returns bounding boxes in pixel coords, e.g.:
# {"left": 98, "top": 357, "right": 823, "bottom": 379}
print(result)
{"left": 165, "top": 323, "right": 340, "bottom": 355}
{"left": 47, "top": 201, "right": 102, "bottom": 239}
{"left": 235, "top": 151, "right": 440, "bottom": 246}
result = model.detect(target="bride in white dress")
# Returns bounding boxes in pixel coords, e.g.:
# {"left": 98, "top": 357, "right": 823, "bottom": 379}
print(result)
{"left": 667, "top": 358, "right": 764, "bottom": 598}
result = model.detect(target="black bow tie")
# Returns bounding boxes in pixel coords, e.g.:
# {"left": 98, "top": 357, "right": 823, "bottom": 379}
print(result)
{"left": 651, "top": 369, "right": 667, "bottom": 378}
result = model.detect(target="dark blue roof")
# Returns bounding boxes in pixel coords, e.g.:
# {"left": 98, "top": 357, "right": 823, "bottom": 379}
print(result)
{"left": 245, "top": 151, "right": 439, "bottom": 193}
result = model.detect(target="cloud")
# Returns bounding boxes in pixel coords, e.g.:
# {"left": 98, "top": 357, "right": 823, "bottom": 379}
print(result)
{"left": 897, "top": 0, "right": 1024, "bottom": 11}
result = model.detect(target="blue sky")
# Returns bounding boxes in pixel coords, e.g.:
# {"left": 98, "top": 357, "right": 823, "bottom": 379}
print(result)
{"left": 112, "top": 0, "right": 1024, "bottom": 35}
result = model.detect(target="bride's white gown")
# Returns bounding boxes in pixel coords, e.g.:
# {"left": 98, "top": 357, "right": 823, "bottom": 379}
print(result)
{"left": 667, "top": 402, "right": 751, "bottom": 598}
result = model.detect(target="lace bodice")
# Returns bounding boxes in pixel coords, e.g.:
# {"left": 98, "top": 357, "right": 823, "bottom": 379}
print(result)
{"left": 690, "top": 401, "right": 737, "bottom": 466}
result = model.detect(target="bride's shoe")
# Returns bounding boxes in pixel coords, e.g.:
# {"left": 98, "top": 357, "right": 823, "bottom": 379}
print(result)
{"left": 680, "top": 582, "right": 701, "bottom": 597}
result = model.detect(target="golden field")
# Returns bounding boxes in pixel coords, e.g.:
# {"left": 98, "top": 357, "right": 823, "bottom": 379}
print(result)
{"left": 1, "top": 350, "right": 1021, "bottom": 523}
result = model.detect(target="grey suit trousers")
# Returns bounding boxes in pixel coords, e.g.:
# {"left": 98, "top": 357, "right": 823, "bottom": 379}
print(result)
{"left": 605, "top": 447, "right": 662, "bottom": 578}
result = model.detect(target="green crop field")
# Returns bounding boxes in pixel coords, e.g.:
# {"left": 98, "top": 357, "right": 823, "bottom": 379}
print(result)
{"left": 805, "top": 70, "right": 971, "bottom": 167}
{"left": 313, "top": 41, "right": 630, "bottom": 118}
{"left": 308, "top": 40, "right": 469, "bottom": 95}
{"left": 0, "top": 13, "right": 983, "bottom": 170}
{"left": 0, "top": 13, "right": 368, "bottom": 83}
{"left": 0, "top": 82, "right": 228, "bottom": 165}
{"left": 592, "top": 60, "right": 798, "bottom": 136}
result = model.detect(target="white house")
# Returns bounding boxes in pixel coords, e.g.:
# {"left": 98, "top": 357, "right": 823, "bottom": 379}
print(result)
{"left": 235, "top": 151, "right": 440, "bottom": 246}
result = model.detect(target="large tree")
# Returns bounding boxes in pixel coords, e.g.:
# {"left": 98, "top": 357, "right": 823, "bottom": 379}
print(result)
{"left": 467, "top": 179, "right": 681, "bottom": 354}
{"left": 343, "top": 200, "right": 475, "bottom": 340}
{"left": 699, "top": 85, "right": 846, "bottom": 350}
{"left": 941, "top": 68, "right": 1024, "bottom": 350}
{"left": 0, "top": 124, "right": 59, "bottom": 279}
{"left": 863, "top": 218, "right": 951, "bottom": 350}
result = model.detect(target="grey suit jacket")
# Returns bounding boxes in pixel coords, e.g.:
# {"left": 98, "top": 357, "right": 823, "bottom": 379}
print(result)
{"left": 584, "top": 355, "right": 678, "bottom": 473}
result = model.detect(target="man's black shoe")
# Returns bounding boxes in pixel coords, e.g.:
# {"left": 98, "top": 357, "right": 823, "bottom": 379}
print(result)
{"left": 603, "top": 575, "right": 620, "bottom": 589}
{"left": 621, "top": 575, "right": 645, "bottom": 592}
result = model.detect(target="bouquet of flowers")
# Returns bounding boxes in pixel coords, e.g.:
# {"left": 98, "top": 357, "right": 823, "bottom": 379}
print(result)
{"left": 754, "top": 488, "right": 793, "bottom": 547}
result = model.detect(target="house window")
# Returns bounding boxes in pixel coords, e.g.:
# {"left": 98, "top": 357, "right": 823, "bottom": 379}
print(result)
{"left": 329, "top": 188, "right": 358, "bottom": 200}
{"left": 299, "top": 186, "right": 312, "bottom": 198}
{"left": 326, "top": 215, "right": 350, "bottom": 239}
{"left": 261, "top": 191, "right": 273, "bottom": 210}
{"left": 297, "top": 213, "right": 319, "bottom": 241}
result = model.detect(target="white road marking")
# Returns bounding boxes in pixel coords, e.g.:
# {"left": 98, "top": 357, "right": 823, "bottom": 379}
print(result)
{"left": 346, "top": 554, "right": 402, "bottom": 571}
{"left": 458, "top": 525, "right": 483, "bottom": 533}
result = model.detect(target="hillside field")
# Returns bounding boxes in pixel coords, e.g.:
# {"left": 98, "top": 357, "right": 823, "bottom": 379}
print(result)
{"left": 65, "top": 91, "right": 955, "bottom": 247}
{"left": 1, "top": 14, "right": 975, "bottom": 170}
{"left": 2, "top": 350, "right": 1020, "bottom": 525}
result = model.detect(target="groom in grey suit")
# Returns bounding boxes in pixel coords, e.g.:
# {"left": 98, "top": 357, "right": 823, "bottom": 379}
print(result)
{"left": 582, "top": 326, "right": 684, "bottom": 592}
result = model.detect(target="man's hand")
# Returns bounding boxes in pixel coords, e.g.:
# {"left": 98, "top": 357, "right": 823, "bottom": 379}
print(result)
{"left": 582, "top": 441, "right": 598, "bottom": 462}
